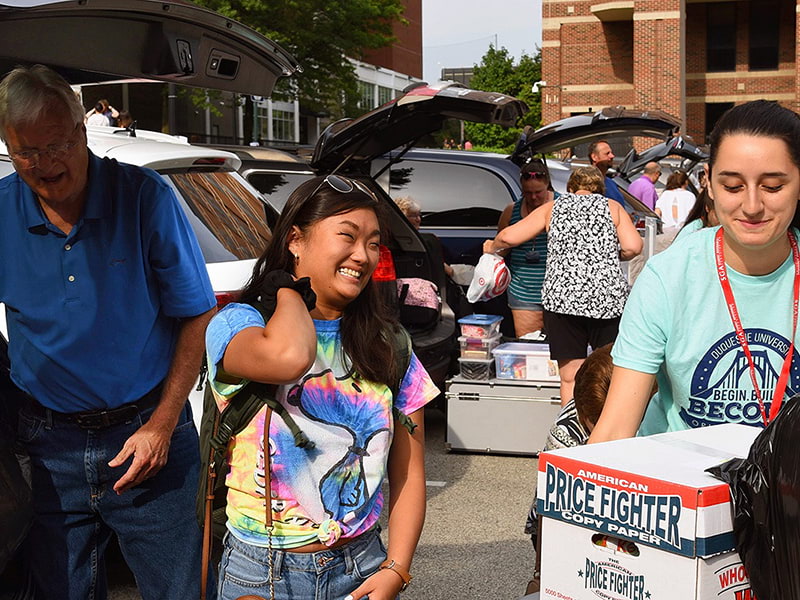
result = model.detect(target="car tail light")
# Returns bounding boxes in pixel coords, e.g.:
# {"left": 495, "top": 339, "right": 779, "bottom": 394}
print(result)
{"left": 215, "top": 290, "right": 241, "bottom": 309}
{"left": 193, "top": 157, "right": 227, "bottom": 166}
{"left": 372, "top": 245, "right": 397, "bottom": 282}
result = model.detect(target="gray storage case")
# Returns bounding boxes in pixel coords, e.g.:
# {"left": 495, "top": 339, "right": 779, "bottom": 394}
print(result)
{"left": 445, "top": 376, "right": 562, "bottom": 456}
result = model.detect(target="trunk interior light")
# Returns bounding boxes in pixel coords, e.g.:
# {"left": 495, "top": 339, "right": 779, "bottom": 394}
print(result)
{"left": 372, "top": 245, "right": 397, "bottom": 282}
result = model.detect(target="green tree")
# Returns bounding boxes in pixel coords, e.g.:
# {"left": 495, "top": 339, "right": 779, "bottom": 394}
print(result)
{"left": 193, "top": 0, "right": 405, "bottom": 118}
{"left": 464, "top": 45, "right": 542, "bottom": 153}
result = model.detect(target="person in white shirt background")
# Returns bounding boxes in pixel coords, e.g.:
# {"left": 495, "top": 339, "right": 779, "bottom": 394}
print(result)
{"left": 655, "top": 169, "right": 696, "bottom": 230}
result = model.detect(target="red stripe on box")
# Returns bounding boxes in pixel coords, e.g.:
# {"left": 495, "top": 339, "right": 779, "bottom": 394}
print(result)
{"left": 539, "top": 454, "right": 730, "bottom": 509}
{"left": 697, "top": 485, "right": 731, "bottom": 506}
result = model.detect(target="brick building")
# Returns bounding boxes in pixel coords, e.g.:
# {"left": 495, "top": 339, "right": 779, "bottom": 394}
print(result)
{"left": 541, "top": 0, "right": 798, "bottom": 143}
{"left": 362, "top": 0, "right": 422, "bottom": 79}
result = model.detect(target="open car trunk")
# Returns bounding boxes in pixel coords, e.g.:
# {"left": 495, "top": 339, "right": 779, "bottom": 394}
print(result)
{"left": 0, "top": 0, "right": 300, "bottom": 96}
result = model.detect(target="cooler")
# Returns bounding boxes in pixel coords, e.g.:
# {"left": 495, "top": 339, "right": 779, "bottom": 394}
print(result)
{"left": 445, "top": 376, "right": 561, "bottom": 456}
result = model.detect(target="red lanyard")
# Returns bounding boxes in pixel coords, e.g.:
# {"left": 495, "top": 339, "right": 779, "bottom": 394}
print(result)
{"left": 714, "top": 228, "right": 800, "bottom": 426}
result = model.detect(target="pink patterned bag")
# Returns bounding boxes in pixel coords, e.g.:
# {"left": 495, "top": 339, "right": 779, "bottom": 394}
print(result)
{"left": 396, "top": 278, "right": 440, "bottom": 330}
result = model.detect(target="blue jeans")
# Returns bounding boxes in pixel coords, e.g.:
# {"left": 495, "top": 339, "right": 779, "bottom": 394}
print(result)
{"left": 218, "top": 527, "right": 389, "bottom": 600}
{"left": 18, "top": 399, "right": 210, "bottom": 600}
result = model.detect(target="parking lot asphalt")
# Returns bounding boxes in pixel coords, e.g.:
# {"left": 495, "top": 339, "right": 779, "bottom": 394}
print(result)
{"left": 110, "top": 406, "right": 540, "bottom": 600}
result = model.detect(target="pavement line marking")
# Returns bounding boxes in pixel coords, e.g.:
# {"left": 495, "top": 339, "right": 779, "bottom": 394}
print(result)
{"left": 426, "top": 480, "right": 446, "bottom": 487}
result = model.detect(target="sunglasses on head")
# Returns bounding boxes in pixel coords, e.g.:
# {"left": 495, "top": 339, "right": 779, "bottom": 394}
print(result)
{"left": 521, "top": 171, "right": 548, "bottom": 180}
{"left": 308, "top": 174, "right": 379, "bottom": 204}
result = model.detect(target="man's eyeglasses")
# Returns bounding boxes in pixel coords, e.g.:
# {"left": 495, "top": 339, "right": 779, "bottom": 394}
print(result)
{"left": 521, "top": 171, "right": 548, "bottom": 181}
{"left": 9, "top": 125, "right": 81, "bottom": 170}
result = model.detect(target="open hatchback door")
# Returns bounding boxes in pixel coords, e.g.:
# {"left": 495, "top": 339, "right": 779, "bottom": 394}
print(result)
{"left": 509, "top": 106, "right": 682, "bottom": 165}
{"left": 0, "top": 0, "right": 301, "bottom": 96}
{"left": 310, "top": 82, "right": 528, "bottom": 173}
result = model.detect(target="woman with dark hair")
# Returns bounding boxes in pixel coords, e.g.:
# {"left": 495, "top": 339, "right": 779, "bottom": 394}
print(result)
{"left": 655, "top": 169, "right": 695, "bottom": 229}
{"left": 591, "top": 100, "right": 800, "bottom": 441}
{"left": 205, "top": 175, "right": 439, "bottom": 600}
{"left": 484, "top": 166, "right": 642, "bottom": 404}
{"left": 495, "top": 158, "right": 557, "bottom": 337}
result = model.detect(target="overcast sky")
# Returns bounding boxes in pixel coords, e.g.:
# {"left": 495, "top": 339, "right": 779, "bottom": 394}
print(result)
{"left": 422, "top": 0, "right": 543, "bottom": 83}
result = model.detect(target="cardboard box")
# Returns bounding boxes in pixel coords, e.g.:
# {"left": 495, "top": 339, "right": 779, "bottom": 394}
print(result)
{"left": 540, "top": 520, "right": 754, "bottom": 600}
{"left": 493, "top": 342, "right": 559, "bottom": 382}
{"left": 537, "top": 424, "right": 759, "bottom": 600}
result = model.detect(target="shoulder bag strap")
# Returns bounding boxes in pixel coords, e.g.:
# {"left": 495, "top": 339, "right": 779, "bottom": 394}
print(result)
{"left": 200, "top": 409, "right": 221, "bottom": 600}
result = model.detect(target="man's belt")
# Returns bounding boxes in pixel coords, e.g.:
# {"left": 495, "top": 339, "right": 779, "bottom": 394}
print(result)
{"left": 24, "top": 384, "right": 162, "bottom": 430}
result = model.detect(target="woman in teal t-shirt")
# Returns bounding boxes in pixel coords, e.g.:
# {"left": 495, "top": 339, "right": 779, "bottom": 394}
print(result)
{"left": 591, "top": 100, "right": 800, "bottom": 442}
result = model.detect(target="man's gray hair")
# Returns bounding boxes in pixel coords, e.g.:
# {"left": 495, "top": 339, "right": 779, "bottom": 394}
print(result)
{"left": 0, "top": 64, "right": 85, "bottom": 142}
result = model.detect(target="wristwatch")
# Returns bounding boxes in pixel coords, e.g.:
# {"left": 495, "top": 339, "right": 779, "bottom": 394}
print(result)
{"left": 379, "top": 559, "right": 412, "bottom": 591}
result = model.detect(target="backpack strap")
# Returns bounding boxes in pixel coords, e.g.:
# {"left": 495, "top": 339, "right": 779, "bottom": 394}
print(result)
{"left": 389, "top": 326, "right": 417, "bottom": 435}
{"left": 209, "top": 381, "right": 314, "bottom": 455}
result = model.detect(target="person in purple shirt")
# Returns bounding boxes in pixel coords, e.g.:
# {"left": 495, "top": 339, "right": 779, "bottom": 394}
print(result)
{"left": 627, "top": 161, "right": 661, "bottom": 210}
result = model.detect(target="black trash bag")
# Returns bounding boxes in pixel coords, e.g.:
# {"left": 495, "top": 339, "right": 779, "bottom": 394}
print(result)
{"left": 707, "top": 396, "right": 800, "bottom": 600}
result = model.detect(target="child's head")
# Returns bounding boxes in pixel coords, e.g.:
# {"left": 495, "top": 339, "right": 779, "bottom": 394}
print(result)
{"left": 573, "top": 344, "right": 614, "bottom": 431}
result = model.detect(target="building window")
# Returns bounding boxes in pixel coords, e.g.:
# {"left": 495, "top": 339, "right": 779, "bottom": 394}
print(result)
{"left": 256, "top": 105, "right": 269, "bottom": 140}
{"left": 272, "top": 109, "right": 294, "bottom": 142}
{"left": 705, "top": 102, "right": 734, "bottom": 139}
{"left": 749, "top": 1, "right": 779, "bottom": 70}
{"left": 707, "top": 3, "right": 736, "bottom": 72}
{"left": 358, "top": 81, "right": 376, "bottom": 111}
{"left": 378, "top": 85, "right": 394, "bottom": 106}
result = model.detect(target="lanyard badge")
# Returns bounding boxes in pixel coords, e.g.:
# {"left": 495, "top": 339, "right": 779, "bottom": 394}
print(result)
{"left": 714, "top": 228, "right": 800, "bottom": 426}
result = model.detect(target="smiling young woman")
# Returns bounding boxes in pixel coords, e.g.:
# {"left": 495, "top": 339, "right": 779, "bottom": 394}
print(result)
{"left": 204, "top": 175, "right": 440, "bottom": 600}
{"left": 590, "top": 100, "right": 800, "bottom": 442}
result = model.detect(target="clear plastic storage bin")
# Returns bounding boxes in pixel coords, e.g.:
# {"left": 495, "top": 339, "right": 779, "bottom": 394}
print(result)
{"left": 492, "top": 342, "right": 559, "bottom": 382}
{"left": 458, "top": 333, "right": 502, "bottom": 359}
{"left": 457, "top": 357, "right": 495, "bottom": 380}
{"left": 457, "top": 314, "right": 503, "bottom": 338}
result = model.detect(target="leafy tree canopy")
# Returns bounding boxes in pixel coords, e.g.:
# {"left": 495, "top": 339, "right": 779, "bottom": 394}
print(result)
{"left": 193, "top": 0, "right": 405, "bottom": 117}
{"left": 464, "top": 45, "right": 542, "bottom": 153}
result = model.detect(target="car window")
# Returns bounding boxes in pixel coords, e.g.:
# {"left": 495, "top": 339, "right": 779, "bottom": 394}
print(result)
{"left": 0, "top": 159, "right": 14, "bottom": 179}
{"left": 386, "top": 160, "right": 513, "bottom": 219}
{"left": 164, "top": 170, "right": 272, "bottom": 263}
{"left": 245, "top": 171, "right": 314, "bottom": 212}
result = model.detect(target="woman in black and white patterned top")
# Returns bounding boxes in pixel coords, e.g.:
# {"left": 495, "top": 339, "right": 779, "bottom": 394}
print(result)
{"left": 484, "top": 166, "right": 642, "bottom": 403}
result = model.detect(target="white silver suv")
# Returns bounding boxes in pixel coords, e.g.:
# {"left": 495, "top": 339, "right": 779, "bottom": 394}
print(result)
{"left": 0, "top": 124, "right": 269, "bottom": 312}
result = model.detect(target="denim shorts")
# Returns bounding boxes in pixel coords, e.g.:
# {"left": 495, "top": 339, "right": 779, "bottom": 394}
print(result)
{"left": 218, "top": 526, "right": 390, "bottom": 600}
{"left": 507, "top": 289, "right": 544, "bottom": 312}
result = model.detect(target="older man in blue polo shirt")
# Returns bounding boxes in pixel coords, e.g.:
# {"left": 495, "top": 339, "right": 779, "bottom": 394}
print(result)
{"left": 0, "top": 65, "right": 216, "bottom": 599}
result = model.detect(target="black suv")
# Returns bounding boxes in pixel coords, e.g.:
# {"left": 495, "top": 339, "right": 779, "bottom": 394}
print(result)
{"left": 242, "top": 83, "right": 528, "bottom": 386}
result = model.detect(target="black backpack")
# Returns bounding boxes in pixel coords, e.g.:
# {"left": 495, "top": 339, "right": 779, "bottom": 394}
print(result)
{"left": 195, "top": 300, "right": 416, "bottom": 540}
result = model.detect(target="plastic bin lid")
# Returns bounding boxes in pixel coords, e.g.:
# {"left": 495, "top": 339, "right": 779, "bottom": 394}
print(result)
{"left": 492, "top": 342, "right": 550, "bottom": 355}
{"left": 457, "top": 357, "right": 495, "bottom": 364}
{"left": 458, "top": 332, "right": 503, "bottom": 344}
{"left": 458, "top": 314, "right": 503, "bottom": 325}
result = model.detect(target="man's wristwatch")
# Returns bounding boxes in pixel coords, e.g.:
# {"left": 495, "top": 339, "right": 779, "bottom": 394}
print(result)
{"left": 379, "top": 559, "right": 412, "bottom": 591}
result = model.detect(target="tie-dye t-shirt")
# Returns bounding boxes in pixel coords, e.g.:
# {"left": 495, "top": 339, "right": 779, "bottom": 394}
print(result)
{"left": 205, "top": 303, "right": 439, "bottom": 549}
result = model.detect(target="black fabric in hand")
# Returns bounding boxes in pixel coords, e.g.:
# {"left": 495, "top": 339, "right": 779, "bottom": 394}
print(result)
{"left": 255, "top": 271, "right": 317, "bottom": 320}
